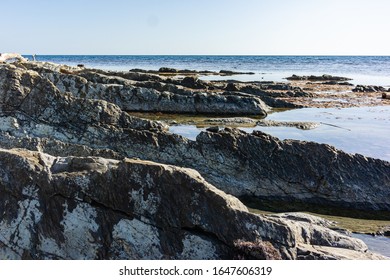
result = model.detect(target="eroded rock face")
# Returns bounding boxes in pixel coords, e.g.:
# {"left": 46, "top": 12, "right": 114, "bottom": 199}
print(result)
{"left": 0, "top": 148, "right": 383, "bottom": 260}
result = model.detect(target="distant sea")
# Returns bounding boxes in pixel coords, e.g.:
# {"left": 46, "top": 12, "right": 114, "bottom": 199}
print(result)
{"left": 24, "top": 55, "right": 390, "bottom": 86}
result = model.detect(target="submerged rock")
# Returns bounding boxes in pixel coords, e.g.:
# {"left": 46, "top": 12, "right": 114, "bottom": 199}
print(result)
{"left": 256, "top": 120, "right": 319, "bottom": 130}
{"left": 204, "top": 117, "right": 257, "bottom": 126}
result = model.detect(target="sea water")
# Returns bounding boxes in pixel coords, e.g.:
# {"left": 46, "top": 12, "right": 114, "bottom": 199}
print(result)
{"left": 169, "top": 107, "right": 390, "bottom": 162}
{"left": 24, "top": 55, "right": 390, "bottom": 86}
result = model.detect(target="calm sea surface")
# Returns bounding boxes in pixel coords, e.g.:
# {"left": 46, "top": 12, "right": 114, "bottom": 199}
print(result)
{"left": 24, "top": 55, "right": 390, "bottom": 86}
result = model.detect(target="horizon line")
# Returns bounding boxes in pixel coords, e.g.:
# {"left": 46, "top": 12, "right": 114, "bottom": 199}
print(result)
{"left": 22, "top": 54, "right": 390, "bottom": 57}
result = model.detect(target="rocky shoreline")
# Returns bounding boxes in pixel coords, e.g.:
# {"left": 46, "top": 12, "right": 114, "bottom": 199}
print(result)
{"left": 0, "top": 59, "right": 389, "bottom": 260}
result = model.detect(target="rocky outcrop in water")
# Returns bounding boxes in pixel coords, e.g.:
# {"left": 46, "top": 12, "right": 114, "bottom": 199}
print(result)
{"left": 0, "top": 61, "right": 389, "bottom": 260}
{"left": 353, "top": 85, "right": 387, "bottom": 93}
{"left": 286, "top": 74, "right": 352, "bottom": 82}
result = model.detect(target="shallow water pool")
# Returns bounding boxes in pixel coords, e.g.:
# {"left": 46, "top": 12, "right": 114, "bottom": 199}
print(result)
{"left": 169, "top": 106, "right": 390, "bottom": 161}
{"left": 352, "top": 234, "right": 390, "bottom": 258}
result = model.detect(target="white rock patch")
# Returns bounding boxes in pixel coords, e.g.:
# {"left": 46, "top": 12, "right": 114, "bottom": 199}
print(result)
{"left": 60, "top": 202, "right": 100, "bottom": 259}
{"left": 179, "top": 233, "right": 217, "bottom": 260}
{"left": 0, "top": 116, "right": 19, "bottom": 131}
{"left": 0, "top": 185, "right": 42, "bottom": 256}
{"left": 129, "top": 188, "right": 161, "bottom": 216}
{"left": 111, "top": 218, "right": 162, "bottom": 259}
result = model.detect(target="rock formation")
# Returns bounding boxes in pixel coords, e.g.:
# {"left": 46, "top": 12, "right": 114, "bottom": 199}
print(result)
{"left": 353, "top": 85, "right": 387, "bottom": 93}
{"left": 0, "top": 148, "right": 384, "bottom": 260}
{"left": 16, "top": 61, "right": 269, "bottom": 115}
{"left": 0, "top": 61, "right": 389, "bottom": 260}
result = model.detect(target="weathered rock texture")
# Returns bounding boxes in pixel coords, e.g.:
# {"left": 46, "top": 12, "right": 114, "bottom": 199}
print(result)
{"left": 0, "top": 148, "right": 384, "bottom": 260}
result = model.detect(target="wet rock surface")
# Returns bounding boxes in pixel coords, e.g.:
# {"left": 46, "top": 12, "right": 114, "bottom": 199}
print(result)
{"left": 0, "top": 61, "right": 389, "bottom": 260}
{"left": 256, "top": 120, "right": 319, "bottom": 130}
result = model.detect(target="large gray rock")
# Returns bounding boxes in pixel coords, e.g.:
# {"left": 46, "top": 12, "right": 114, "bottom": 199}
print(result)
{"left": 0, "top": 148, "right": 383, "bottom": 260}
{"left": 192, "top": 129, "right": 390, "bottom": 211}
{"left": 16, "top": 62, "right": 269, "bottom": 115}
{"left": 0, "top": 64, "right": 164, "bottom": 132}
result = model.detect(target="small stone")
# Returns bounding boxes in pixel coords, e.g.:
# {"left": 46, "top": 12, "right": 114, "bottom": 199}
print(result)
{"left": 225, "top": 83, "right": 239, "bottom": 91}
{"left": 206, "top": 126, "right": 223, "bottom": 133}
{"left": 159, "top": 67, "right": 177, "bottom": 73}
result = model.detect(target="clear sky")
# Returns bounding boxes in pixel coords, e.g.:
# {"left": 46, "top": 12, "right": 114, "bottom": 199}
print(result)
{"left": 1, "top": 0, "right": 389, "bottom": 55}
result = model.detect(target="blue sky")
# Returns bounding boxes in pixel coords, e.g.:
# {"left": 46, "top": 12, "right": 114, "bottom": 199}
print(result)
{"left": 1, "top": 0, "right": 389, "bottom": 55}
